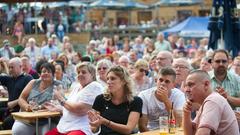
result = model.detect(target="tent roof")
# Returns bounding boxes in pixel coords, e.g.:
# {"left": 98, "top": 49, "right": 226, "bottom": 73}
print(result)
{"left": 89, "top": 0, "right": 148, "bottom": 9}
{"left": 0, "top": 0, "right": 69, "bottom": 3}
{"left": 89, "top": 0, "right": 125, "bottom": 8}
{"left": 155, "top": 0, "right": 203, "bottom": 6}
{"left": 163, "top": 17, "right": 210, "bottom": 38}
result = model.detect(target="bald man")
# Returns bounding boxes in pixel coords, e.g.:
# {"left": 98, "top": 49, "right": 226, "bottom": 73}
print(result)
{"left": 0, "top": 57, "right": 33, "bottom": 129}
{"left": 183, "top": 70, "right": 239, "bottom": 135}
{"left": 156, "top": 51, "right": 173, "bottom": 72}
{"left": 118, "top": 56, "right": 130, "bottom": 68}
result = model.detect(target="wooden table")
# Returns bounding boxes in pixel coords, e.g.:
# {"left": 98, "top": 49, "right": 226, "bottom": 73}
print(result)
{"left": 12, "top": 111, "right": 61, "bottom": 135}
{"left": 132, "top": 129, "right": 184, "bottom": 135}
{"left": 0, "top": 98, "right": 8, "bottom": 102}
{"left": 0, "top": 130, "right": 12, "bottom": 135}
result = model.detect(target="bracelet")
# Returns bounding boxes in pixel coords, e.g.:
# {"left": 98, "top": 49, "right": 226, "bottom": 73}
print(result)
{"left": 106, "top": 120, "right": 111, "bottom": 127}
{"left": 60, "top": 99, "right": 66, "bottom": 106}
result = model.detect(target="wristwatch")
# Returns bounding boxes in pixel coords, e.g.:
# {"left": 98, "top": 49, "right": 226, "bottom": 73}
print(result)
{"left": 60, "top": 99, "right": 66, "bottom": 106}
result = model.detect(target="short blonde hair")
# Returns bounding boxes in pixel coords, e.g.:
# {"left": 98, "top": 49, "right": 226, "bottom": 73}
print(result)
{"left": 234, "top": 56, "right": 240, "bottom": 61}
{"left": 76, "top": 62, "right": 96, "bottom": 81}
{"left": 134, "top": 59, "right": 149, "bottom": 69}
{"left": 58, "top": 53, "right": 69, "bottom": 65}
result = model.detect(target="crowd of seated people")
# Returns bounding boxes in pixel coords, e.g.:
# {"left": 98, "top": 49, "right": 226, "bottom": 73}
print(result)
{"left": 0, "top": 32, "right": 240, "bottom": 135}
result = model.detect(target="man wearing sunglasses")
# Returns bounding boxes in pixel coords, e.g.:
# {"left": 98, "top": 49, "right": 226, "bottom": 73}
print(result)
{"left": 138, "top": 67, "right": 185, "bottom": 132}
{"left": 209, "top": 49, "right": 240, "bottom": 108}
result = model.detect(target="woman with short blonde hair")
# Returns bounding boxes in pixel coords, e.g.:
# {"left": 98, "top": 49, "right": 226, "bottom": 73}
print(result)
{"left": 45, "top": 62, "right": 104, "bottom": 135}
{"left": 131, "top": 59, "right": 152, "bottom": 95}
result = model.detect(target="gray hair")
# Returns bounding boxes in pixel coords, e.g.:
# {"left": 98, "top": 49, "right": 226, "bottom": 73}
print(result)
{"left": 76, "top": 62, "right": 96, "bottom": 81}
{"left": 119, "top": 56, "right": 130, "bottom": 63}
{"left": 9, "top": 57, "right": 22, "bottom": 66}
{"left": 157, "top": 32, "right": 164, "bottom": 37}
{"left": 96, "top": 59, "right": 113, "bottom": 70}
{"left": 28, "top": 38, "right": 36, "bottom": 43}
{"left": 173, "top": 58, "right": 192, "bottom": 70}
{"left": 157, "top": 51, "right": 173, "bottom": 62}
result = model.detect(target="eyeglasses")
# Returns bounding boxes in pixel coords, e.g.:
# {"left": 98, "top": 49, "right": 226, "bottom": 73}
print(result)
{"left": 156, "top": 57, "right": 167, "bottom": 61}
{"left": 173, "top": 65, "right": 188, "bottom": 69}
{"left": 233, "top": 64, "right": 240, "bottom": 67}
{"left": 214, "top": 59, "right": 228, "bottom": 64}
{"left": 97, "top": 67, "right": 108, "bottom": 71}
{"left": 158, "top": 78, "right": 171, "bottom": 84}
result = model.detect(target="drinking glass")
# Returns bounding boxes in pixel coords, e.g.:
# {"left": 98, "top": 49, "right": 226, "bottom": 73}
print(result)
{"left": 29, "top": 98, "right": 39, "bottom": 112}
{"left": 159, "top": 116, "right": 169, "bottom": 135}
{"left": 51, "top": 85, "right": 63, "bottom": 105}
{"left": 174, "top": 110, "right": 183, "bottom": 128}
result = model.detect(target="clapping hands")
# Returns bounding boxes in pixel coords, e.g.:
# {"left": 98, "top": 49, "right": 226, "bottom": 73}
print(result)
{"left": 88, "top": 110, "right": 102, "bottom": 126}
{"left": 216, "top": 86, "right": 228, "bottom": 99}
{"left": 43, "top": 101, "right": 62, "bottom": 112}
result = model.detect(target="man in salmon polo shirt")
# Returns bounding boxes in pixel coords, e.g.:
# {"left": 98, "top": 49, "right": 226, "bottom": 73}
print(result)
{"left": 183, "top": 70, "right": 239, "bottom": 135}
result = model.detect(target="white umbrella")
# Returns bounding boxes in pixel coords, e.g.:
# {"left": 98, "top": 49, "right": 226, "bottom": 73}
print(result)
{"left": 0, "top": 3, "right": 7, "bottom": 8}
{"left": 46, "top": 2, "right": 68, "bottom": 8}
{"left": 155, "top": 0, "right": 202, "bottom": 6}
{"left": 123, "top": 0, "right": 148, "bottom": 9}
{"left": 89, "top": 0, "right": 125, "bottom": 9}
{"left": 29, "top": 2, "right": 45, "bottom": 10}
{"left": 237, "top": 3, "right": 240, "bottom": 9}
{"left": 68, "top": 1, "right": 87, "bottom": 7}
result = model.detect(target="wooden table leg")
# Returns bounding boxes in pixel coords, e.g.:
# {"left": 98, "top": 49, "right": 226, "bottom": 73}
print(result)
{"left": 36, "top": 118, "right": 39, "bottom": 135}
{"left": 48, "top": 117, "right": 51, "bottom": 130}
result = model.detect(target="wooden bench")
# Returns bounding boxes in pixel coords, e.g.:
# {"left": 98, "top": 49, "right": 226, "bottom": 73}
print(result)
{"left": 0, "top": 130, "right": 12, "bottom": 135}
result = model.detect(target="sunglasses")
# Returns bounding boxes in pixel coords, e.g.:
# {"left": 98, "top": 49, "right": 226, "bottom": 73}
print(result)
{"left": 139, "top": 68, "right": 147, "bottom": 72}
{"left": 98, "top": 67, "right": 108, "bottom": 71}
{"left": 139, "top": 68, "right": 149, "bottom": 75}
{"left": 214, "top": 59, "right": 227, "bottom": 64}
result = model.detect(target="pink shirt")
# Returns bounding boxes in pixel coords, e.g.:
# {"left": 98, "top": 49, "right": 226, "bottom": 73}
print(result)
{"left": 193, "top": 92, "right": 239, "bottom": 135}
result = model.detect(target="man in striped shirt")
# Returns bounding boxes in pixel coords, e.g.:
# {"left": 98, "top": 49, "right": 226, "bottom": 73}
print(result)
{"left": 209, "top": 49, "right": 240, "bottom": 107}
